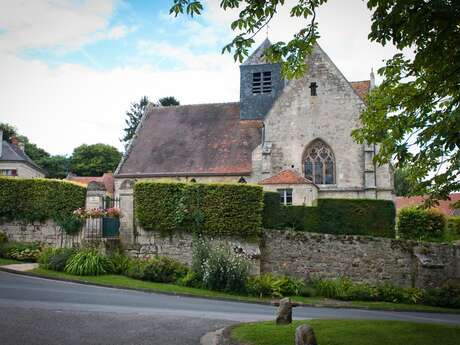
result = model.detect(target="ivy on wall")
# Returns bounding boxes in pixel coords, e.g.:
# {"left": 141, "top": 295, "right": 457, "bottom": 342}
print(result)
{"left": 0, "top": 177, "right": 86, "bottom": 223}
{"left": 134, "top": 181, "right": 264, "bottom": 238}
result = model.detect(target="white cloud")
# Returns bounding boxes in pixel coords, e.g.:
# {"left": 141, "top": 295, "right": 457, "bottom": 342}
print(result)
{"left": 201, "top": 0, "right": 403, "bottom": 82}
{"left": 97, "top": 24, "right": 137, "bottom": 41}
{"left": 0, "top": 52, "right": 239, "bottom": 155}
{"left": 0, "top": 0, "right": 121, "bottom": 53}
{"left": 0, "top": 0, "right": 408, "bottom": 157}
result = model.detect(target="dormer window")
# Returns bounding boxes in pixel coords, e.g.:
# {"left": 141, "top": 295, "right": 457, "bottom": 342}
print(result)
{"left": 252, "top": 71, "right": 272, "bottom": 94}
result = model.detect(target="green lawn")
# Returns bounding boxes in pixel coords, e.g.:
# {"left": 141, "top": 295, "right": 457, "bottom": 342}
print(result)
{"left": 231, "top": 320, "right": 460, "bottom": 345}
{"left": 29, "top": 268, "right": 460, "bottom": 314}
{"left": 31, "top": 268, "right": 267, "bottom": 302}
{"left": 0, "top": 258, "right": 21, "bottom": 266}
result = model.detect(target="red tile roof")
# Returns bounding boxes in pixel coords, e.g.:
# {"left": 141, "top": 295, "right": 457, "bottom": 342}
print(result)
{"left": 259, "top": 169, "right": 312, "bottom": 185}
{"left": 66, "top": 172, "right": 114, "bottom": 194}
{"left": 350, "top": 80, "right": 370, "bottom": 101}
{"left": 395, "top": 193, "right": 460, "bottom": 216}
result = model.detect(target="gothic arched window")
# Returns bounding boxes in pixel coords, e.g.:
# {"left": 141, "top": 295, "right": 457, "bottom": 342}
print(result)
{"left": 303, "top": 140, "right": 335, "bottom": 184}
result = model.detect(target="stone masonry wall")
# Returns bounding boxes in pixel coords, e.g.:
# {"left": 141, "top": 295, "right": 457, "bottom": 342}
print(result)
{"left": 261, "top": 230, "right": 460, "bottom": 289}
{"left": 125, "top": 227, "right": 261, "bottom": 275}
{"left": 1, "top": 220, "right": 82, "bottom": 248}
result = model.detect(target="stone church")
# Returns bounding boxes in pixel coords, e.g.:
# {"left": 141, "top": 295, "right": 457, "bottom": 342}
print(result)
{"left": 115, "top": 40, "right": 394, "bottom": 206}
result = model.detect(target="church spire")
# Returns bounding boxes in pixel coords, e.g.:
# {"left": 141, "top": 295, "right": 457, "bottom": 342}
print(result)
{"left": 242, "top": 38, "right": 272, "bottom": 65}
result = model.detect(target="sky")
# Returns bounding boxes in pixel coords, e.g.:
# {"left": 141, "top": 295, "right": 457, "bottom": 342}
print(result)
{"left": 0, "top": 0, "right": 401, "bottom": 156}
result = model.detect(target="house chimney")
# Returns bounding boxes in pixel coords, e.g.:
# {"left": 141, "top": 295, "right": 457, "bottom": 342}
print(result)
{"left": 0, "top": 129, "right": 3, "bottom": 158}
{"left": 11, "top": 136, "right": 25, "bottom": 152}
{"left": 370, "top": 68, "right": 375, "bottom": 90}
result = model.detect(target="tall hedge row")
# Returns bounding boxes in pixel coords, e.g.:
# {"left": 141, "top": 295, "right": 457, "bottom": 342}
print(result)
{"left": 397, "top": 207, "right": 446, "bottom": 240}
{"left": 0, "top": 177, "right": 86, "bottom": 223}
{"left": 134, "top": 181, "right": 263, "bottom": 238}
{"left": 263, "top": 193, "right": 396, "bottom": 238}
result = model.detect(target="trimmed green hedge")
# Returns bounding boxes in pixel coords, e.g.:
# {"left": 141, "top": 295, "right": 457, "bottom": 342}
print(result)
{"left": 447, "top": 217, "right": 460, "bottom": 236}
{"left": 134, "top": 181, "right": 263, "bottom": 238}
{"left": 397, "top": 207, "right": 446, "bottom": 241}
{"left": 317, "top": 199, "right": 396, "bottom": 237}
{"left": 0, "top": 177, "right": 86, "bottom": 223}
{"left": 263, "top": 193, "right": 395, "bottom": 238}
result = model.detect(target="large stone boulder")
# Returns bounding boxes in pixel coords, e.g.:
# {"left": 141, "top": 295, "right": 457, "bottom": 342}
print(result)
{"left": 295, "top": 324, "right": 317, "bottom": 345}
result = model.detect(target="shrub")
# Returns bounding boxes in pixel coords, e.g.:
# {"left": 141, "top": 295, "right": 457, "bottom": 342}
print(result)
{"left": 47, "top": 248, "right": 75, "bottom": 271}
{"left": 134, "top": 181, "right": 263, "bottom": 238}
{"left": 397, "top": 207, "right": 446, "bottom": 240}
{"left": 53, "top": 213, "right": 84, "bottom": 235}
{"left": 317, "top": 199, "right": 396, "bottom": 237}
{"left": 178, "top": 271, "right": 201, "bottom": 288}
{"left": 126, "top": 259, "right": 149, "bottom": 280}
{"left": 0, "top": 177, "right": 86, "bottom": 224}
{"left": 262, "top": 192, "right": 282, "bottom": 229}
{"left": 262, "top": 195, "right": 395, "bottom": 238}
{"left": 38, "top": 247, "right": 55, "bottom": 268}
{"left": 447, "top": 217, "right": 460, "bottom": 235}
{"left": 64, "top": 249, "right": 113, "bottom": 276}
{"left": 109, "top": 251, "right": 132, "bottom": 275}
{"left": 142, "top": 256, "right": 189, "bottom": 283}
{"left": 0, "top": 242, "right": 41, "bottom": 262}
{"left": 191, "top": 236, "right": 211, "bottom": 280}
{"left": 246, "top": 274, "right": 305, "bottom": 298}
{"left": 313, "top": 278, "right": 423, "bottom": 304}
{"left": 201, "top": 245, "right": 249, "bottom": 293}
{"left": 0, "top": 231, "right": 7, "bottom": 244}
{"left": 39, "top": 247, "right": 75, "bottom": 271}
{"left": 422, "top": 280, "right": 460, "bottom": 309}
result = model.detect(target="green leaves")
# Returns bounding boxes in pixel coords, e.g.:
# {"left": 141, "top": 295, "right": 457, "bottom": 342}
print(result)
{"left": 0, "top": 177, "right": 86, "bottom": 224}
{"left": 168, "top": 0, "right": 460, "bottom": 200}
{"left": 353, "top": 1, "right": 460, "bottom": 201}
{"left": 70, "top": 143, "right": 121, "bottom": 177}
{"left": 134, "top": 181, "right": 264, "bottom": 238}
{"left": 169, "top": 0, "right": 203, "bottom": 17}
{"left": 169, "top": 0, "right": 326, "bottom": 79}
{"left": 64, "top": 249, "right": 114, "bottom": 276}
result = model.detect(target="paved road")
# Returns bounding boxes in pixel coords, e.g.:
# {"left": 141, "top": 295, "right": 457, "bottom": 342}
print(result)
{"left": 1, "top": 271, "right": 460, "bottom": 345}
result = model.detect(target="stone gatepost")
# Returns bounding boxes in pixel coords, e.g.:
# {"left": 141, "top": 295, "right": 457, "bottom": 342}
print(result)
{"left": 117, "top": 179, "right": 135, "bottom": 245}
{"left": 86, "top": 181, "right": 106, "bottom": 209}
{"left": 84, "top": 181, "right": 106, "bottom": 242}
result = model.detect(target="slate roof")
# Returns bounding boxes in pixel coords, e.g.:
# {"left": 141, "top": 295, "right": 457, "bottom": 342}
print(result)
{"left": 395, "top": 193, "right": 460, "bottom": 217}
{"left": 116, "top": 103, "right": 262, "bottom": 177}
{"left": 259, "top": 169, "right": 313, "bottom": 185}
{"left": 242, "top": 38, "right": 272, "bottom": 65}
{"left": 0, "top": 140, "right": 45, "bottom": 174}
{"left": 350, "top": 80, "right": 371, "bottom": 101}
{"left": 66, "top": 172, "right": 114, "bottom": 194}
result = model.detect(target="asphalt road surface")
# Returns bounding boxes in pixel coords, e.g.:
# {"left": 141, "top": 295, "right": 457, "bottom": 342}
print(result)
{"left": 1, "top": 271, "right": 460, "bottom": 345}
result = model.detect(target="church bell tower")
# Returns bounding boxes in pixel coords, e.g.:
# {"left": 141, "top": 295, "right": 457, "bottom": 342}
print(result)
{"left": 239, "top": 39, "right": 285, "bottom": 120}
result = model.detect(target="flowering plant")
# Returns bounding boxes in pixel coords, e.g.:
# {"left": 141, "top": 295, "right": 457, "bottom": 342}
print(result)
{"left": 73, "top": 208, "right": 88, "bottom": 219}
{"left": 87, "top": 208, "right": 106, "bottom": 218}
{"left": 72, "top": 207, "right": 121, "bottom": 219}
{"left": 105, "top": 207, "right": 121, "bottom": 218}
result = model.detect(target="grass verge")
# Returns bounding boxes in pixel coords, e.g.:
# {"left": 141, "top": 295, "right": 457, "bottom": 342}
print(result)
{"left": 26, "top": 268, "right": 460, "bottom": 314}
{"left": 231, "top": 320, "right": 460, "bottom": 345}
{"left": 0, "top": 258, "right": 21, "bottom": 266}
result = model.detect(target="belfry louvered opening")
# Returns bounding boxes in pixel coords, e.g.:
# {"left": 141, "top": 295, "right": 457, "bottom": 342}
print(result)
{"left": 252, "top": 71, "right": 272, "bottom": 94}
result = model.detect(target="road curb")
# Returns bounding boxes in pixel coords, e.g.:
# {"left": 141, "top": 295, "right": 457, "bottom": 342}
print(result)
{"left": 201, "top": 325, "right": 242, "bottom": 345}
